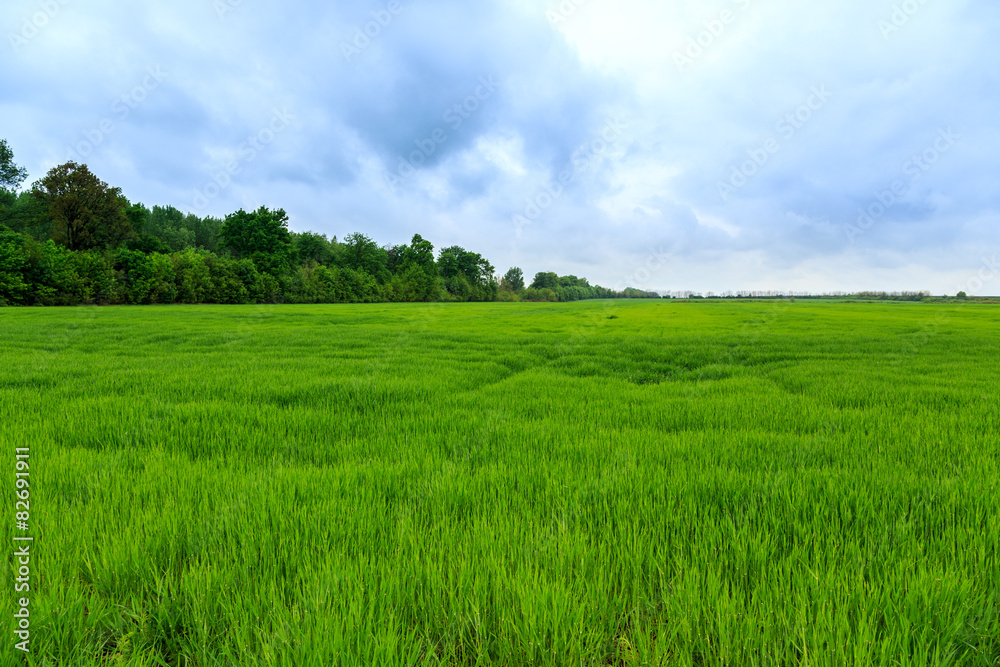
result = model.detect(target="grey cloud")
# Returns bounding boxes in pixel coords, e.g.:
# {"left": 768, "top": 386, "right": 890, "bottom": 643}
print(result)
{"left": 2, "top": 0, "right": 999, "bottom": 291}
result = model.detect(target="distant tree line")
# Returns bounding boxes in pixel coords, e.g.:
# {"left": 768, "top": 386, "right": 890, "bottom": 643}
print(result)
{"left": 0, "top": 144, "right": 657, "bottom": 306}
{"left": 500, "top": 268, "right": 658, "bottom": 302}
{"left": 667, "top": 291, "right": 935, "bottom": 301}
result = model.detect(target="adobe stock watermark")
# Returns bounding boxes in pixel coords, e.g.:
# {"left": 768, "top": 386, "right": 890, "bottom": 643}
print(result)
{"left": 546, "top": 0, "right": 590, "bottom": 26}
{"left": 8, "top": 0, "right": 72, "bottom": 54}
{"left": 844, "top": 127, "right": 959, "bottom": 243}
{"left": 511, "top": 117, "right": 628, "bottom": 236}
{"left": 65, "top": 66, "right": 169, "bottom": 163}
{"left": 214, "top": 0, "right": 243, "bottom": 20}
{"left": 13, "top": 446, "right": 33, "bottom": 654}
{"left": 878, "top": 0, "right": 931, "bottom": 40}
{"left": 674, "top": 0, "right": 753, "bottom": 72}
{"left": 341, "top": 0, "right": 410, "bottom": 63}
{"left": 957, "top": 254, "right": 999, "bottom": 297}
{"left": 191, "top": 108, "right": 297, "bottom": 212}
{"left": 385, "top": 76, "right": 499, "bottom": 189}
{"left": 717, "top": 85, "right": 832, "bottom": 202}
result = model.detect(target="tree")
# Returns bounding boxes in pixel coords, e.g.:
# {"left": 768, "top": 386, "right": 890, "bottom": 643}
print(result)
{"left": 218, "top": 206, "right": 293, "bottom": 275}
{"left": 438, "top": 246, "right": 494, "bottom": 285}
{"left": 124, "top": 202, "right": 172, "bottom": 253}
{"left": 148, "top": 205, "right": 195, "bottom": 252}
{"left": 502, "top": 267, "right": 525, "bottom": 292}
{"left": 558, "top": 275, "right": 589, "bottom": 289}
{"left": 192, "top": 215, "right": 222, "bottom": 251}
{"left": 400, "top": 233, "right": 438, "bottom": 301}
{"left": 0, "top": 139, "right": 28, "bottom": 191}
{"left": 0, "top": 191, "right": 51, "bottom": 240}
{"left": 125, "top": 201, "right": 151, "bottom": 237}
{"left": 438, "top": 245, "right": 497, "bottom": 301}
{"left": 0, "top": 188, "right": 13, "bottom": 213}
{"left": 531, "top": 271, "right": 558, "bottom": 290}
{"left": 385, "top": 243, "right": 407, "bottom": 274}
{"left": 294, "top": 231, "right": 333, "bottom": 265}
{"left": 31, "top": 162, "right": 133, "bottom": 251}
{"left": 342, "top": 232, "right": 389, "bottom": 281}
{"left": 0, "top": 225, "right": 30, "bottom": 305}
{"left": 406, "top": 234, "right": 435, "bottom": 268}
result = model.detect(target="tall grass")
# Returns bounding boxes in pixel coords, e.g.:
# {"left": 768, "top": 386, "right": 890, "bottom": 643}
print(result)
{"left": 2, "top": 300, "right": 999, "bottom": 665}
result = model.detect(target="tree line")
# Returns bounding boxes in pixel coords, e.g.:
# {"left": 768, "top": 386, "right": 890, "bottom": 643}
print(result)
{"left": 0, "top": 141, "right": 659, "bottom": 307}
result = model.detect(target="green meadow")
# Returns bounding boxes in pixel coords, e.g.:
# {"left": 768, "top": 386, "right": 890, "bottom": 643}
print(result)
{"left": 2, "top": 300, "right": 999, "bottom": 666}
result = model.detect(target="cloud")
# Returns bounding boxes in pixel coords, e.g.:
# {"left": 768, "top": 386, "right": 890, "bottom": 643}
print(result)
{"left": 2, "top": 0, "right": 999, "bottom": 292}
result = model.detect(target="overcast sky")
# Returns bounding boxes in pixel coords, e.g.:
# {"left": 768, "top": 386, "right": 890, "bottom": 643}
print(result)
{"left": 3, "top": 0, "right": 999, "bottom": 294}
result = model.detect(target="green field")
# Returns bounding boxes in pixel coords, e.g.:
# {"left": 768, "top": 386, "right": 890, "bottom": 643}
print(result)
{"left": 2, "top": 300, "right": 999, "bottom": 666}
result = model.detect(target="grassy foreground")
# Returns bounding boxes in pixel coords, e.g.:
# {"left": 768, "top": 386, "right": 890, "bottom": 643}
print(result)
{"left": 2, "top": 300, "right": 999, "bottom": 666}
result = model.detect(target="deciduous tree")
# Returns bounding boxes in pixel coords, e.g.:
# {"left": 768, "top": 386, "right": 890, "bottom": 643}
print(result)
{"left": 31, "top": 162, "right": 132, "bottom": 251}
{"left": 0, "top": 139, "right": 28, "bottom": 191}
{"left": 219, "top": 206, "right": 294, "bottom": 275}
{"left": 502, "top": 267, "right": 525, "bottom": 292}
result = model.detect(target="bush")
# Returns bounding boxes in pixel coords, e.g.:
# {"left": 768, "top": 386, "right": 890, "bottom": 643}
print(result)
{"left": 148, "top": 253, "right": 178, "bottom": 304}
{"left": 113, "top": 248, "right": 155, "bottom": 304}
{"left": 0, "top": 226, "right": 29, "bottom": 305}
{"left": 172, "top": 249, "right": 212, "bottom": 304}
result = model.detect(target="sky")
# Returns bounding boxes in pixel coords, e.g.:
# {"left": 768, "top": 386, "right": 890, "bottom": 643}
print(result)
{"left": 3, "top": 0, "right": 999, "bottom": 295}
